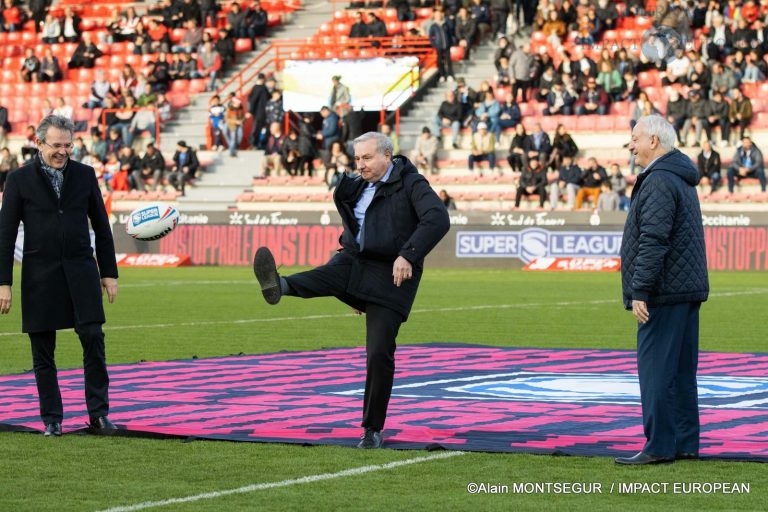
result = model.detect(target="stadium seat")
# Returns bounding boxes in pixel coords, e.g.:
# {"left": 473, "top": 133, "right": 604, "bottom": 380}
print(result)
{"left": 235, "top": 38, "right": 252, "bottom": 52}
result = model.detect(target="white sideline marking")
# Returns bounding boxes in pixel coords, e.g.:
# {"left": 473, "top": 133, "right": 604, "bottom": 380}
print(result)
{"left": 95, "top": 450, "right": 465, "bottom": 512}
{"left": 0, "top": 289, "right": 765, "bottom": 337}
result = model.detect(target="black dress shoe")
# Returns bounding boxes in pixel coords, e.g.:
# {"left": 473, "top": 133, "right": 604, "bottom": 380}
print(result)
{"left": 615, "top": 452, "right": 674, "bottom": 465}
{"left": 253, "top": 247, "right": 281, "bottom": 305}
{"left": 43, "top": 422, "right": 62, "bottom": 437}
{"left": 357, "top": 428, "right": 384, "bottom": 449}
{"left": 676, "top": 452, "right": 698, "bottom": 460}
{"left": 90, "top": 416, "right": 118, "bottom": 433}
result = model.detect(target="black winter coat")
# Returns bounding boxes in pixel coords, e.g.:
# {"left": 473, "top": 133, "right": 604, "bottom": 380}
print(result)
{"left": 620, "top": 149, "right": 709, "bottom": 309}
{"left": 0, "top": 158, "right": 118, "bottom": 332}
{"left": 332, "top": 156, "right": 450, "bottom": 318}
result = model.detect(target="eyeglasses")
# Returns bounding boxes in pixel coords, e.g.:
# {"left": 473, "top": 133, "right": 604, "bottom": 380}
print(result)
{"left": 42, "top": 141, "right": 74, "bottom": 151}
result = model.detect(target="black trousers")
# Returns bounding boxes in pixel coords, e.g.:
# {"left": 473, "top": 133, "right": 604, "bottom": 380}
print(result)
{"left": 29, "top": 323, "right": 109, "bottom": 424}
{"left": 285, "top": 261, "right": 404, "bottom": 431}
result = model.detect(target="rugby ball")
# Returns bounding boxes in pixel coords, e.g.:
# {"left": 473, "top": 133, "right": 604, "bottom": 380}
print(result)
{"left": 125, "top": 202, "right": 180, "bottom": 241}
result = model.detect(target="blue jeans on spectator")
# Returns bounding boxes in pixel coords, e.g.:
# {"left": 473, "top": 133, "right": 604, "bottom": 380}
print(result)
{"left": 224, "top": 125, "right": 242, "bottom": 156}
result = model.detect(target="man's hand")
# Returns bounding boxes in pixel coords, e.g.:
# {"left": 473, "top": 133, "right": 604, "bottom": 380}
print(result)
{"left": 0, "top": 285, "right": 11, "bottom": 314}
{"left": 632, "top": 299, "right": 649, "bottom": 324}
{"left": 392, "top": 256, "right": 413, "bottom": 288}
{"left": 102, "top": 278, "right": 118, "bottom": 304}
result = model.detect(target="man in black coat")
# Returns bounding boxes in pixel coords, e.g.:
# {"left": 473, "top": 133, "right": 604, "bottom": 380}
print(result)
{"left": 247, "top": 73, "right": 269, "bottom": 149}
{"left": 0, "top": 115, "right": 119, "bottom": 436}
{"left": 617, "top": 114, "right": 709, "bottom": 465}
{"left": 254, "top": 132, "right": 450, "bottom": 449}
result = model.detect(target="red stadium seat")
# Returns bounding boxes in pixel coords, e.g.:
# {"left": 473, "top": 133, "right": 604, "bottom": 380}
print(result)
{"left": 450, "top": 46, "right": 465, "bottom": 61}
{"left": 235, "top": 38, "right": 252, "bottom": 52}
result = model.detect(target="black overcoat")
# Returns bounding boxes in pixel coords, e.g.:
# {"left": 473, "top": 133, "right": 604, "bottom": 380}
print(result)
{"left": 0, "top": 157, "right": 118, "bottom": 332}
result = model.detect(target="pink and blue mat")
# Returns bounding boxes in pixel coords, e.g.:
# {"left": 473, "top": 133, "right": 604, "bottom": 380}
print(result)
{"left": 1, "top": 344, "right": 766, "bottom": 461}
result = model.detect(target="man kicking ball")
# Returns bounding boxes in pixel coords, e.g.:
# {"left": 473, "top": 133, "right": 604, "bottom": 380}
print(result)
{"left": 253, "top": 131, "right": 450, "bottom": 448}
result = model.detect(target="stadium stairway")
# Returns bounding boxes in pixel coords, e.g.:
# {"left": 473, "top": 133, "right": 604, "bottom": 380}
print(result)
{"left": 160, "top": 1, "right": 336, "bottom": 211}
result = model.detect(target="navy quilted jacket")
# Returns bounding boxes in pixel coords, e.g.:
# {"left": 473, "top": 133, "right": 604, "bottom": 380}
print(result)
{"left": 620, "top": 149, "right": 709, "bottom": 309}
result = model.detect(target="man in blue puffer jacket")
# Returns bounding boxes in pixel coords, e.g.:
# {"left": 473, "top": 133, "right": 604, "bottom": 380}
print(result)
{"left": 617, "top": 115, "right": 709, "bottom": 465}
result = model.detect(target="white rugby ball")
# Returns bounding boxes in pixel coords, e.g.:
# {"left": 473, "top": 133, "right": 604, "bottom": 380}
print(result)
{"left": 125, "top": 202, "right": 180, "bottom": 241}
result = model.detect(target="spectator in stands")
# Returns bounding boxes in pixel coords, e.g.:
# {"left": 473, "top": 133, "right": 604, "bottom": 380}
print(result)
{"left": 146, "top": 18, "right": 171, "bottom": 54}
{"left": 541, "top": 9, "right": 566, "bottom": 47}
{"left": 247, "top": 73, "right": 269, "bottom": 149}
{"left": 349, "top": 10, "right": 368, "bottom": 38}
{"left": 606, "top": 162, "right": 629, "bottom": 211}
{"left": 507, "top": 123, "right": 530, "bottom": 173}
{"left": 216, "top": 27, "right": 236, "bottom": 72}
{"left": 112, "top": 96, "right": 138, "bottom": 145}
{"left": 20, "top": 125, "right": 38, "bottom": 161}
{"left": 200, "top": 0, "right": 219, "bottom": 29}
{"left": 509, "top": 42, "right": 533, "bottom": 102}
{"left": 596, "top": 61, "right": 623, "bottom": 102}
{"left": 515, "top": 158, "right": 547, "bottom": 208}
{"left": 40, "top": 12, "right": 62, "bottom": 44}
{"left": 107, "top": 6, "right": 141, "bottom": 43}
{"left": 296, "top": 113, "right": 318, "bottom": 176}
{"left": 575, "top": 157, "right": 607, "bottom": 209}
{"left": 469, "top": 0, "right": 491, "bottom": 42}
{"left": 0, "top": 146, "right": 18, "bottom": 192}
{"left": 533, "top": 65, "right": 556, "bottom": 103}
{"left": 118, "top": 146, "right": 141, "bottom": 190}
{"left": 323, "top": 140, "right": 352, "bottom": 189}
{"left": 729, "top": 87, "right": 753, "bottom": 142}
{"left": 705, "top": 91, "right": 731, "bottom": 147}
{"left": 89, "top": 128, "right": 106, "bottom": 164}
{"left": 433, "top": 89, "right": 462, "bottom": 149}
{"left": 682, "top": 88, "right": 708, "bottom": 148}
{"left": 83, "top": 70, "right": 116, "bottom": 109}
{"left": 455, "top": 6, "right": 477, "bottom": 62}
{"left": 688, "top": 59, "right": 711, "bottom": 92}
{"left": 172, "top": 18, "right": 203, "bottom": 53}
{"left": 208, "top": 94, "right": 225, "bottom": 151}
{"left": 489, "top": 0, "right": 512, "bottom": 39}
{"left": 246, "top": 0, "right": 269, "bottom": 48}
{"left": 619, "top": 69, "right": 642, "bottom": 104}
{"left": 68, "top": 32, "right": 103, "bottom": 69}
{"left": 317, "top": 106, "right": 341, "bottom": 152}
{"left": 19, "top": 48, "right": 40, "bottom": 83}
{"left": 60, "top": 6, "right": 82, "bottom": 43}
{"left": 366, "top": 12, "right": 388, "bottom": 39}
{"left": 0, "top": 0, "right": 20, "bottom": 27}
{"left": 197, "top": 40, "right": 222, "bottom": 92}
{"left": 172, "top": 51, "right": 198, "bottom": 80}
{"left": 549, "top": 154, "right": 582, "bottom": 210}
{"left": 329, "top": 75, "right": 352, "bottom": 141}
{"left": 179, "top": 0, "right": 202, "bottom": 25}
{"left": 742, "top": 49, "right": 766, "bottom": 83}
{"left": 103, "top": 151, "right": 120, "bottom": 189}
{"left": 137, "top": 83, "right": 158, "bottom": 108}
{"left": 155, "top": 92, "right": 173, "bottom": 122}
{"left": 543, "top": 80, "right": 575, "bottom": 116}
{"left": 411, "top": 127, "right": 439, "bottom": 175}
{"left": 548, "top": 123, "right": 579, "bottom": 171}
{"left": 169, "top": 140, "right": 200, "bottom": 195}
{"left": 575, "top": 77, "right": 610, "bottom": 116}
{"left": 379, "top": 123, "right": 399, "bottom": 155}
{"left": 262, "top": 121, "right": 285, "bottom": 176}
{"left": 494, "top": 36, "right": 514, "bottom": 72}
{"left": 596, "top": 181, "right": 619, "bottom": 211}
{"left": 498, "top": 89, "right": 522, "bottom": 132}
{"left": 467, "top": 122, "right": 496, "bottom": 176}
{"left": 117, "top": 64, "right": 140, "bottom": 98}
{"left": 264, "top": 89, "right": 285, "bottom": 130}
{"left": 439, "top": 189, "right": 457, "bottom": 210}
{"left": 697, "top": 139, "right": 722, "bottom": 195}
{"left": 664, "top": 89, "right": 689, "bottom": 146}
{"left": 52, "top": 97, "right": 73, "bottom": 121}
{"left": 70, "top": 136, "right": 88, "bottom": 162}
{"left": 710, "top": 62, "right": 737, "bottom": 98}
{"left": 223, "top": 94, "right": 245, "bottom": 157}
{"left": 727, "top": 136, "right": 766, "bottom": 193}
{"left": 37, "top": 48, "right": 62, "bottom": 83}
{"left": 147, "top": 56, "right": 172, "bottom": 93}
{"left": 455, "top": 77, "right": 479, "bottom": 125}
{"left": 226, "top": 2, "right": 249, "bottom": 38}
{"left": 527, "top": 122, "right": 551, "bottom": 166}
{"left": 104, "top": 127, "right": 125, "bottom": 162}
{"left": 429, "top": 8, "right": 455, "bottom": 83}
{"left": 474, "top": 90, "right": 502, "bottom": 142}
{"left": 128, "top": 102, "right": 157, "bottom": 147}
{"left": 281, "top": 128, "right": 301, "bottom": 176}
{"left": 134, "top": 143, "right": 166, "bottom": 192}
{"left": 661, "top": 49, "right": 691, "bottom": 86}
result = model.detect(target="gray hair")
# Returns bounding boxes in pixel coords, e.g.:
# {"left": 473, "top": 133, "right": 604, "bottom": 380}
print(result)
{"left": 353, "top": 131, "right": 393, "bottom": 157}
{"left": 36, "top": 115, "right": 75, "bottom": 142}
{"left": 636, "top": 114, "right": 676, "bottom": 150}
